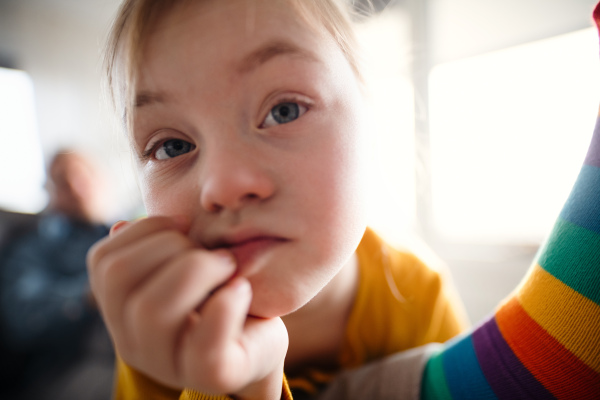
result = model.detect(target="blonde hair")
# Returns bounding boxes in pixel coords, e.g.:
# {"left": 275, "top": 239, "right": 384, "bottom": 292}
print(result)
{"left": 103, "top": 0, "right": 362, "bottom": 132}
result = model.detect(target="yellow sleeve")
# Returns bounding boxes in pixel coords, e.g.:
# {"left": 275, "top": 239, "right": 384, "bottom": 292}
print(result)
{"left": 392, "top": 250, "right": 467, "bottom": 345}
{"left": 182, "top": 377, "right": 292, "bottom": 400}
{"left": 114, "top": 356, "right": 293, "bottom": 400}
{"left": 340, "top": 228, "right": 469, "bottom": 368}
{"left": 114, "top": 356, "right": 182, "bottom": 400}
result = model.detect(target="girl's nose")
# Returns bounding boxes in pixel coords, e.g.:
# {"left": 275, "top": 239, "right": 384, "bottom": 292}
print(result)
{"left": 199, "top": 145, "right": 275, "bottom": 213}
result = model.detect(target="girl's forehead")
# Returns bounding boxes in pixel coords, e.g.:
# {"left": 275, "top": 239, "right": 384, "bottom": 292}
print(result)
{"left": 138, "top": 0, "right": 335, "bottom": 82}
{"left": 147, "top": 0, "right": 324, "bottom": 49}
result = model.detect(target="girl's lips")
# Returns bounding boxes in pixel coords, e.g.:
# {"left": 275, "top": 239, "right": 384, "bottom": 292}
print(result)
{"left": 227, "top": 237, "right": 287, "bottom": 273}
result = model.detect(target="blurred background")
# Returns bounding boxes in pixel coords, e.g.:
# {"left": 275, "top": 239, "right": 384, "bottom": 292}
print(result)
{"left": 0, "top": 0, "right": 598, "bottom": 323}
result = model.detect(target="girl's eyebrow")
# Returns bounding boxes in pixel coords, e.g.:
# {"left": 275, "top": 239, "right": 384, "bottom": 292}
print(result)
{"left": 237, "top": 40, "right": 319, "bottom": 74}
{"left": 135, "top": 91, "right": 167, "bottom": 108}
{"left": 134, "top": 41, "right": 318, "bottom": 108}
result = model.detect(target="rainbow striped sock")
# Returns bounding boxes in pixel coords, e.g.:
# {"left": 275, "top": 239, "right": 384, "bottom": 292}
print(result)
{"left": 420, "top": 6, "right": 600, "bottom": 398}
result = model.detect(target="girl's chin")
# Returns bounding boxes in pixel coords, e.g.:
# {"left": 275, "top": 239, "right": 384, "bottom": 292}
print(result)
{"left": 248, "top": 291, "right": 310, "bottom": 319}
{"left": 248, "top": 301, "right": 295, "bottom": 319}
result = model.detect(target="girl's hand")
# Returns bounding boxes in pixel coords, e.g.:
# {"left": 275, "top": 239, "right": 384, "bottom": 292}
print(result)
{"left": 87, "top": 216, "right": 288, "bottom": 399}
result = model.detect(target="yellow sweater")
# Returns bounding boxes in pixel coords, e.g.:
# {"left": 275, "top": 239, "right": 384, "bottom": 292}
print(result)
{"left": 114, "top": 228, "right": 467, "bottom": 399}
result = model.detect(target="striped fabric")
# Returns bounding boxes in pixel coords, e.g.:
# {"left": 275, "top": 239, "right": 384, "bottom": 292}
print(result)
{"left": 420, "top": 4, "right": 600, "bottom": 399}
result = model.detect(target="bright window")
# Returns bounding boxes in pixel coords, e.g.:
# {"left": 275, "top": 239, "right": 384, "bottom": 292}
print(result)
{"left": 429, "top": 28, "right": 599, "bottom": 243}
{"left": 0, "top": 67, "right": 47, "bottom": 213}
{"left": 355, "top": 9, "right": 417, "bottom": 246}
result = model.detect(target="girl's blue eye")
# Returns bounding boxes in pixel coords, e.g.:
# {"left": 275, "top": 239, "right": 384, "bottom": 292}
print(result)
{"left": 155, "top": 139, "right": 194, "bottom": 160}
{"left": 271, "top": 103, "right": 299, "bottom": 123}
{"left": 262, "top": 102, "right": 307, "bottom": 128}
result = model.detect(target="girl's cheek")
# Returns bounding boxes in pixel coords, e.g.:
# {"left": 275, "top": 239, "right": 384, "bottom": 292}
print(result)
{"left": 142, "top": 179, "right": 196, "bottom": 218}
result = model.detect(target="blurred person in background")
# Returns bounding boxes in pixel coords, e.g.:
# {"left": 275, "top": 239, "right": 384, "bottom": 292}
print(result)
{"left": 0, "top": 150, "right": 115, "bottom": 400}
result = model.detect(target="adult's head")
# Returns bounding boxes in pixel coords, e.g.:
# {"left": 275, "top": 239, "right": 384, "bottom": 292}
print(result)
{"left": 45, "top": 150, "right": 108, "bottom": 223}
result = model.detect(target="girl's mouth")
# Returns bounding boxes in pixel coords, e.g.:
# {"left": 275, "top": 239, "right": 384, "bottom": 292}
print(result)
{"left": 225, "top": 237, "right": 288, "bottom": 274}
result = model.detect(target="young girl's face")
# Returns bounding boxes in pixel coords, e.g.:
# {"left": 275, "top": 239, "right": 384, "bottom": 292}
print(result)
{"left": 132, "top": 0, "right": 367, "bottom": 318}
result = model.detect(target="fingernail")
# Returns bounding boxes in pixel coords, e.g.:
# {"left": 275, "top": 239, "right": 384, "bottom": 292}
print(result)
{"left": 110, "top": 220, "right": 129, "bottom": 236}
{"left": 230, "top": 276, "right": 250, "bottom": 293}
{"left": 213, "top": 249, "right": 236, "bottom": 269}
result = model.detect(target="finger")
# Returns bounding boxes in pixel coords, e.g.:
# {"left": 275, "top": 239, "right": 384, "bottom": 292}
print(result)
{"left": 239, "top": 316, "right": 289, "bottom": 382}
{"left": 88, "top": 216, "right": 189, "bottom": 269}
{"left": 95, "top": 230, "right": 193, "bottom": 336}
{"left": 201, "top": 276, "right": 252, "bottom": 348}
{"left": 233, "top": 316, "right": 288, "bottom": 400}
{"left": 124, "top": 249, "right": 237, "bottom": 385}
{"left": 180, "top": 277, "right": 253, "bottom": 392}
{"left": 88, "top": 216, "right": 190, "bottom": 305}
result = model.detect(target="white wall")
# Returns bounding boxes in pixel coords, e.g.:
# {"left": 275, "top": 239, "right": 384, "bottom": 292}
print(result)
{"left": 429, "top": 0, "right": 599, "bottom": 65}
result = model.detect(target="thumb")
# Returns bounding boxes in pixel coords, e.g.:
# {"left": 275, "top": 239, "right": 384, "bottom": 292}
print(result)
{"left": 242, "top": 315, "right": 289, "bottom": 381}
{"left": 234, "top": 316, "right": 289, "bottom": 400}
